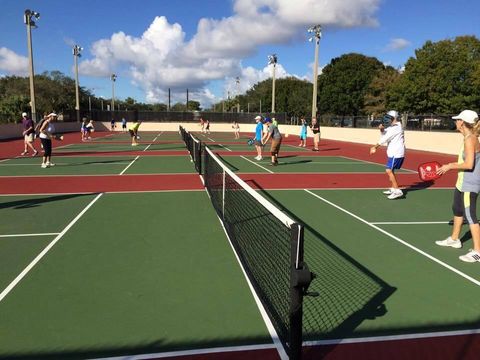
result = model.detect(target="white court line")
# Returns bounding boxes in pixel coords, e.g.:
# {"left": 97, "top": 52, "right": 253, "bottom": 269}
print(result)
{"left": 0, "top": 162, "right": 130, "bottom": 166}
{"left": 0, "top": 232, "right": 60, "bottom": 238}
{"left": 0, "top": 193, "right": 103, "bottom": 303}
{"left": 340, "top": 155, "right": 418, "bottom": 174}
{"left": 119, "top": 155, "right": 140, "bottom": 175}
{"left": 142, "top": 133, "right": 160, "bottom": 152}
{"left": 371, "top": 221, "right": 450, "bottom": 225}
{"left": 217, "top": 144, "right": 232, "bottom": 151}
{"left": 304, "top": 189, "right": 480, "bottom": 287}
{"left": 240, "top": 156, "right": 274, "bottom": 174}
{"left": 94, "top": 343, "right": 276, "bottom": 360}
{"left": 207, "top": 137, "right": 215, "bottom": 142}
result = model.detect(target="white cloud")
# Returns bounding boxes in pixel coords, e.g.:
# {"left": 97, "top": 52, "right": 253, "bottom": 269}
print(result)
{"left": 0, "top": 47, "right": 29, "bottom": 75}
{"left": 384, "top": 38, "right": 411, "bottom": 52}
{"left": 78, "top": 0, "right": 381, "bottom": 106}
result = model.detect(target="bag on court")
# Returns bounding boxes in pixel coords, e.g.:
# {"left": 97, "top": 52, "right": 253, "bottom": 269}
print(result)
{"left": 418, "top": 161, "right": 441, "bottom": 181}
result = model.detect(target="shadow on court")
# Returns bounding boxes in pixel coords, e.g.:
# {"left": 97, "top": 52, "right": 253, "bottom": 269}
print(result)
{"left": 0, "top": 193, "right": 93, "bottom": 210}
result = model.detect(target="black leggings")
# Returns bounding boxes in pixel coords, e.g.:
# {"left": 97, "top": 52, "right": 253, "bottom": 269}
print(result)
{"left": 452, "top": 188, "right": 478, "bottom": 224}
{"left": 40, "top": 138, "right": 52, "bottom": 157}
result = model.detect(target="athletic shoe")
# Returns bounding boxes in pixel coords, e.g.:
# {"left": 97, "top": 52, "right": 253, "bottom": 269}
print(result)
{"left": 255, "top": 156, "right": 262, "bottom": 161}
{"left": 383, "top": 188, "right": 394, "bottom": 195}
{"left": 32, "top": 150, "right": 38, "bottom": 157}
{"left": 46, "top": 162, "right": 55, "bottom": 167}
{"left": 459, "top": 249, "right": 480, "bottom": 263}
{"left": 41, "top": 163, "right": 48, "bottom": 168}
{"left": 435, "top": 236, "right": 462, "bottom": 249}
{"left": 387, "top": 189, "right": 403, "bottom": 200}
{"left": 21, "top": 151, "right": 28, "bottom": 156}
{"left": 312, "top": 148, "right": 319, "bottom": 152}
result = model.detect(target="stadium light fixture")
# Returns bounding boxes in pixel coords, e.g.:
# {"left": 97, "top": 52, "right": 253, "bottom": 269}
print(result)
{"left": 24, "top": 9, "right": 40, "bottom": 122}
{"left": 73, "top": 45, "right": 83, "bottom": 122}
{"left": 307, "top": 25, "right": 322, "bottom": 120}
{"left": 268, "top": 54, "right": 277, "bottom": 113}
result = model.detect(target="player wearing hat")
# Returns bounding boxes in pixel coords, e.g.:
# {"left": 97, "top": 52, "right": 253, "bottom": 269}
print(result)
{"left": 38, "top": 113, "right": 59, "bottom": 168}
{"left": 253, "top": 115, "right": 264, "bottom": 160}
{"left": 435, "top": 110, "right": 480, "bottom": 263}
{"left": 370, "top": 110, "right": 405, "bottom": 200}
{"left": 261, "top": 117, "right": 282, "bottom": 166}
{"left": 20, "top": 112, "right": 38, "bottom": 156}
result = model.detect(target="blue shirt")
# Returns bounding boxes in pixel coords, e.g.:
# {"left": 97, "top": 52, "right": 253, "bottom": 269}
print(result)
{"left": 255, "top": 122, "right": 263, "bottom": 141}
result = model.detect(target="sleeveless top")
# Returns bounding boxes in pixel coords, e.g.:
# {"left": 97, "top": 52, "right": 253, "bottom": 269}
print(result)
{"left": 456, "top": 137, "right": 480, "bottom": 193}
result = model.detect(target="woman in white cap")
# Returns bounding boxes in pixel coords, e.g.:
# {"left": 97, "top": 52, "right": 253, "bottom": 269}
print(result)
{"left": 253, "top": 115, "right": 264, "bottom": 160}
{"left": 38, "top": 113, "right": 57, "bottom": 168}
{"left": 435, "top": 110, "right": 480, "bottom": 263}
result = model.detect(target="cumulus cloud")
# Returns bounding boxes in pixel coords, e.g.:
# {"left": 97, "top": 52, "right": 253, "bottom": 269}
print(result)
{"left": 79, "top": 0, "right": 381, "bottom": 106}
{"left": 0, "top": 47, "right": 29, "bottom": 75}
{"left": 384, "top": 38, "right": 411, "bottom": 52}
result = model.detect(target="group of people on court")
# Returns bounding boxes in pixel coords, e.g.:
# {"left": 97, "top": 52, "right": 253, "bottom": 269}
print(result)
{"left": 199, "top": 117, "right": 210, "bottom": 134}
{"left": 370, "top": 108, "right": 480, "bottom": 263}
{"left": 252, "top": 115, "right": 282, "bottom": 166}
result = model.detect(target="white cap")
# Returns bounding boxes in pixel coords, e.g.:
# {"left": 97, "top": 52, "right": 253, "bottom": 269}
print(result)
{"left": 387, "top": 110, "right": 399, "bottom": 118}
{"left": 22, "top": 112, "right": 27, "bottom": 117}
{"left": 452, "top": 110, "right": 478, "bottom": 124}
{"left": 255, "top": 115, "right": 262, "bottom": 121}
{"left": 48, "top": 112, "right": 57, "bottom": 117}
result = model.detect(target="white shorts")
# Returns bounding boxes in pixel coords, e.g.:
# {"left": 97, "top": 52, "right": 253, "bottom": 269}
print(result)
{"left": 24, "top": 133, "right": 34, "bottom": 142}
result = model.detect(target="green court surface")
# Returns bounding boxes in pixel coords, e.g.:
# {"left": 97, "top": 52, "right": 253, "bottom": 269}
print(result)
{"left": 0, "top": 155, "right": 196, "bottom": 176}
{"left": 57, "top": 142, "right": 188, "bottom": 153}
{"left": 217, "top": 155, "right": 412, "bottom": 173}
{"left": 205, "top": 143, "right": 312, "bottom": 152}
{"left": 0, "top": 192, "right": 270, "bottom": 358}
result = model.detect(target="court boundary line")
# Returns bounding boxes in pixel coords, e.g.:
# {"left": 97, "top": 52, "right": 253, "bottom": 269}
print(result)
{"left": 94, "top": 343, "right": 276, "bottom": 360}
{"left": 371, "top": 221, "right": 450, "bottom": 225}
{"left": 0, "top": 193, "right": 103, "bottom": 303}
{"left": 119, "top": 156, "right": 140, "bottom": 175}
{"left": 304, "top": 189, "right": 480, "bottom": 287}
{"left": 304, "top": 327, "right": 480, "bottom": 347}
{"left": 0, "top": 232, "right": 60, "bottom": 238}
{"left": 340, "top": 155, "right": 418, "bottom": 174}
{"left": 143, "top": 132, "right": 162, "bottom": 152}
{"left": 240, "top": 156, "right": 274, "bottom": 174}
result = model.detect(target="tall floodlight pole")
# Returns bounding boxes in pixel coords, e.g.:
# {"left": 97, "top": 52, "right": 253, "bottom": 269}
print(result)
{"left": 24, "top": 9, "right": 40, "bottom": 122}
{"left": 110, "top": 74, "right": 117, "bottom": 113}
{"left": 268, "top": 54, "right": 277, "bottom": 114}
{"left": 308, "top": 25, "right": 322, "bottom": 120}
{"left": 235, "top": 76, "right": 240, "bottom": 112}
{"left": 73, "top": 45, "right": 83, "bottom": 122}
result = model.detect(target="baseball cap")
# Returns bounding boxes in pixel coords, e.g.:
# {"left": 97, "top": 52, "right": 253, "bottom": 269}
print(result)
{"left": 22, "top": 112, "right": 27, "bottom": 117}
{"left": 264, "top": 117, "right": 272, "bottom": 123}
{"left": 387, "top": 110, "right": 399, "bottom": 118}
{"left": 452, "top": 110, "right": 478, "bottom": 124}
{"left": 48, "top": 112, "right": 57, "bottom": 117}
{"left": 255, "top": 115, "right": 262, "bottom": 121}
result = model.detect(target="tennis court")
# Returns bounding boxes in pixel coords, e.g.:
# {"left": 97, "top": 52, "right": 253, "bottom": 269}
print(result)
{"left": 1, "top": 128, "right": 479, "bottom": 360}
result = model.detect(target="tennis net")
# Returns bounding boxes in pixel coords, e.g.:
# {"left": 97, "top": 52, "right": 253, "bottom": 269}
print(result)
{"left": 202, "top": 145, "right": 314, "bottom": 360}
{"left": 179, "top": 126, "right": 202, "bottom": 174}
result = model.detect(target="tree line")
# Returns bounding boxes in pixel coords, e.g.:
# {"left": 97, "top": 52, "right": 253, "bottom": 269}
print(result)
{"left": 1, "top": 35, "right": 479, "bottom": 123}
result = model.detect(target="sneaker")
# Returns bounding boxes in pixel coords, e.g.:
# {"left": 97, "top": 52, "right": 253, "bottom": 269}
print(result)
{"left": 46, "top": 162, "right": 55, "bottom": 167}
{"left": 435, "top": 236, "right": 462, "bottom": 249}
{"left": 387, "top": 189, "right": 403, "bottom": 200}
{"left": 32, "top": 150, "right": 38, "bottom": 157}
{"left": 41, "top": 163, "right": 48, "bottom": 168}
{"left": 383, "top": 188, "right": 394, "bottom": 195}
{"left": 312, "top": 148, "right": 319, "bottom": 152}
{"left": 255, "top": 156, "right": 262, "bottom": 161}
{"left": 459, "top": 249, "right": 480, "bottom": 263}
{"left": 21, "top": 151, "right": 28, "bottom": 156}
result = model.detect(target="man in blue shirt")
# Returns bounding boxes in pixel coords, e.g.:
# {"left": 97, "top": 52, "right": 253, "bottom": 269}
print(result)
{"left": 254, "top": 115, "right": 264, "bottom": 160}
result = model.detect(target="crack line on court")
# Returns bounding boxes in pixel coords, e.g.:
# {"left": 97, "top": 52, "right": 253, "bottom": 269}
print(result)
{"left": 304, "top": 189, "right": 480, "bottom": 287}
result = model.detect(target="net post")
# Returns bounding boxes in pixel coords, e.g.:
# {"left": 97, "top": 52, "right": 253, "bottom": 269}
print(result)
{"left": 289, "top": 223, "right": 311, "bottom": 360}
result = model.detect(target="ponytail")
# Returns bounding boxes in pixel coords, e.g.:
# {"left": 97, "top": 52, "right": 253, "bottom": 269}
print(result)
{"left": 473, "top": 120, "right": 480, "bottom": 137}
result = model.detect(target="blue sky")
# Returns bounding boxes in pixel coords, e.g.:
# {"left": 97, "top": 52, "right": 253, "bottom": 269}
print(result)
{"left": 0, "top": 0, "right": 479, "bottom": 107}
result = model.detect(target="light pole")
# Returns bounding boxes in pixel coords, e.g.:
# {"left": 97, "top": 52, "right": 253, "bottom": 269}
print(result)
{"left": 268, "top": 54, "right": 277, "bottom": 114}
{"left": 24, "top": 9, "right": 40, "bottom": 122}
{"left": 110, "top": 74, "right": 117, "bottom": 113}
{"left": 235, "top": 76, "right": 240, "bottom": 113}
{"left": 308, "top": 25, "right": 322, "bottom": 120}
{"left": 73, "top": 45, "right": 83, "bottom": 122}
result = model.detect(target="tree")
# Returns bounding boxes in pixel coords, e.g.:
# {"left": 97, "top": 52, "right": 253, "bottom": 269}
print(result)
{"left": 388, "top": 36, "right": 480, "bottom": 114}
{"left": 364, "top": 66, "right": 401, "bottom": 117}
{"left": 317, "top": 53, "right": 384, "bottom": 116}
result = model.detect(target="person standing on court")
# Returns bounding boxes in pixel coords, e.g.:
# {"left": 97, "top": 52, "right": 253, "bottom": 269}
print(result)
{"left": 38, "top": 113, "right": 58, "bottom": 168}
{"left": 262, "top": 117, "right": 282, "bottom": 166}
{"left": 128, "top": 119, "right": 141, "bottom": 146}
{"left": 20, "top": 112, "right": 38, "bottom": 156}
{"left": 435, "top": 110, "right": 480, "bottom": 263}
{"left": 369, "top": 110, "right": 405, "bottom": 200}
{"left": 121, "top": 117, "right": 127, "bottom": 132}
{"left": 299, "top": 117, "right": 308, "bottom": 147}
{"left": 310, "top": 117, "right": 320, "bottom": 151}
{"left": 254, "top": 115, "right": 264, "bottom": 160}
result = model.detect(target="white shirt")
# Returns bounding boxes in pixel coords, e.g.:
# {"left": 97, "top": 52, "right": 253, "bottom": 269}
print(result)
{"left": 379, "top": 122, "right": 405, "bottom": 158}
